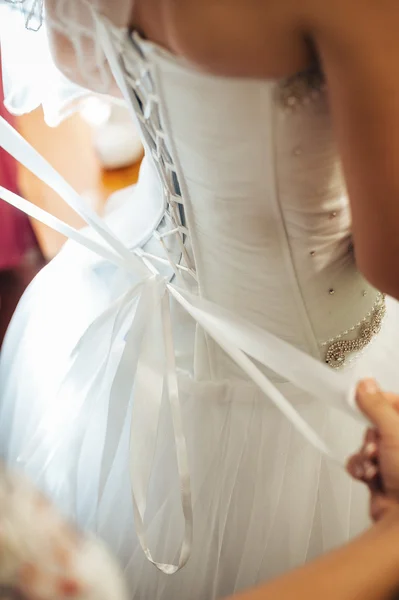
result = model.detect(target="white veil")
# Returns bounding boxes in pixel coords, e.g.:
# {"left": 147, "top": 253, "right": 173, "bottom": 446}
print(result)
{"left": 0, "top": 0, "right": 132, "bottom": 125}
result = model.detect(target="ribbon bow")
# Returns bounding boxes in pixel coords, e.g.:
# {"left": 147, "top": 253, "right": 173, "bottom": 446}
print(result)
{"left": 0, "top": 103, "right": 367, "bottom": 573}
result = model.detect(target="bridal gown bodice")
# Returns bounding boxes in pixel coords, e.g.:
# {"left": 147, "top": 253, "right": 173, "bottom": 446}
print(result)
{"left": 1, "top": 14, "right": 395, "bottom": 599}
{"left": 128, "top": 35, "right": 382, "bottom": 381}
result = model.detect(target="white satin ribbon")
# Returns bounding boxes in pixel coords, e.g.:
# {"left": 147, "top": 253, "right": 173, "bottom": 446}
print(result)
{"left": 0, "top": 118, "right": 148, "bottom": 278}
{"left": 0, "top": 64, "right": 365, "bottom": 575}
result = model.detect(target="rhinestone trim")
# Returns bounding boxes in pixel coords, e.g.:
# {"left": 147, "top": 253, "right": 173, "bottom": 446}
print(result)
{"left": 323, "top": 293, "right": 386, "bottom": 369}
{"left": 279, "top": 67, "right": 326, "bottom": 109}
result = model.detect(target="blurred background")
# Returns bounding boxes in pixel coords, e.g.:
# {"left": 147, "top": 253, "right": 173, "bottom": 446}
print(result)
{"left": 0, "top": 56, "right": 143, "bottom": 345}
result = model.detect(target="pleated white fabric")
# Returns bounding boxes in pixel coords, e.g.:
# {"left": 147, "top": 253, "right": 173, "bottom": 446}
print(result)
{"left": 1, "top": 6, "right": 398, "bottom": 599}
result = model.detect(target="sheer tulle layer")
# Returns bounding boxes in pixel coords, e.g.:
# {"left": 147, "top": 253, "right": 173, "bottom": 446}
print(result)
{"left": 0, "top": 130, "right": 397, "bottom": 594}
{"left": 0, "top": 0, "right": 132, "bottom": 125}
{"left": 0, "top": 260, "right": 368, "bottom": 599}
{"left": 0, "top": 3, "right": 87, "bottom": 125}
{"left": 1, "top": 4, "right": 398, "bottom": 596}
{"left": 3, "top": 200, "right": 399, "bottom": 597}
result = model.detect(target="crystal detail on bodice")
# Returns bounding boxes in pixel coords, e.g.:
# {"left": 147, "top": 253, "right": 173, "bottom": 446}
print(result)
{"left": 278, "top": 66, "right": 326, "bottom": 108}
{"left": 323, "top": 293, "right": 386, "bottom": 368}
{"left": 110, "top": 30, "right": 385, "bottom": 372}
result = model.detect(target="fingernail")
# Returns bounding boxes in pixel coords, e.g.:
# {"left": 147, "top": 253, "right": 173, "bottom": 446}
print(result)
{"left": 354, "top": 464, "right": 364, "bottom": 479}
{"left": 364, "top": 462, "right": 378, "bottom": 480}
{"left": 364, "top": 442, "right": 378, "bottom": 458}
{"left": 360, "top": 379, "right": 380, "bottom": 395}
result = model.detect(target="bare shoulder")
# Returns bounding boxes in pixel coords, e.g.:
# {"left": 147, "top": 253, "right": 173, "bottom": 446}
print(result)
{"left": 133, "top": 0, "right": 314, "bottom": 78}
{"left": 302, "top": 0, "right": 399, "bottom": 45}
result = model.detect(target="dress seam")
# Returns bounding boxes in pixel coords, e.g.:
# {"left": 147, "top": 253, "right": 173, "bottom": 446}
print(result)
{"left": 150, "top": 58, "right": 217, "bottom": 380}
{"left": 264, "top": 86, "right": 321, "bottom": 359}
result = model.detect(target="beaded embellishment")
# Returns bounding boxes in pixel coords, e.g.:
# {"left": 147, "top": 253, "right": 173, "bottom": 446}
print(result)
{"left": 278, "top": 67, "right": 326, "bottom": 109}
{"left": 323, "top": 293, "right": 386, "bottom": 369}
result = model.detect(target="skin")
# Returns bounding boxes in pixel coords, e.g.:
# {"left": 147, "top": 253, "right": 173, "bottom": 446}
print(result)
{"left": 44, "top": 2, "right": 399, "bottom": 597}
{"left": 227, "top": 511, "right": 399, "bottom": 600}
{"left": 229, "top": 381, "right": 399, "bottom": 600}
{"left": 130, "top": 0, "right": 399, "bottom": 298}
{"left": 48, "top": 0, "right": 399, "bottom": 299}
{"left": 347, "top": 381, "right": 399, "bottom": 521}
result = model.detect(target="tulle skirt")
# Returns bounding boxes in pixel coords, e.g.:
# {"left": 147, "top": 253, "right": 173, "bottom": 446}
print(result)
{"left": 2, "top": 189, "right": 399, "bottom": 599}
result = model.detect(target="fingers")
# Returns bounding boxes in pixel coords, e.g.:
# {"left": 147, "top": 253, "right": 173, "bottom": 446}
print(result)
{"left": 370, "top": 492, "right": 398, "bottom": 522}
{"left": 364, "top": 428, "right": 378, "bottom": 460}
{"left": 347, "top": 453, "right": 378, "bottom": 482}
{"left": 383, "top": 392, "right": 399, "bottom": 412}
{"left": 356, "top": 379, "right": 399, "bottom": 434}
{"left": 347, "top": 454, "right": 365, "bottom": 480}
{"left": 347, "top": 428, "right": 380, "bottom": 486}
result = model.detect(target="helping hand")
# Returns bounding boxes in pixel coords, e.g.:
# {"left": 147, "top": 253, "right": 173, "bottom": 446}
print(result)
{"left": 347, "top": 379, "right": 399, "bottom": 521}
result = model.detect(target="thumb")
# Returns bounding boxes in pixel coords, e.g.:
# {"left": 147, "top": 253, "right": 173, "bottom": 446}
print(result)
{"left": 370, "top": 491, "right": 398, "bottom": 522}
{"left": 356, "top": 379, "right": 399, "bottom": 435}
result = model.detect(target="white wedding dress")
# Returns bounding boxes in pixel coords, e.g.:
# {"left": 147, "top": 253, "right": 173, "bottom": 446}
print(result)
{"left": 1, "top": 3, "right": 399, "bottom": 598}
